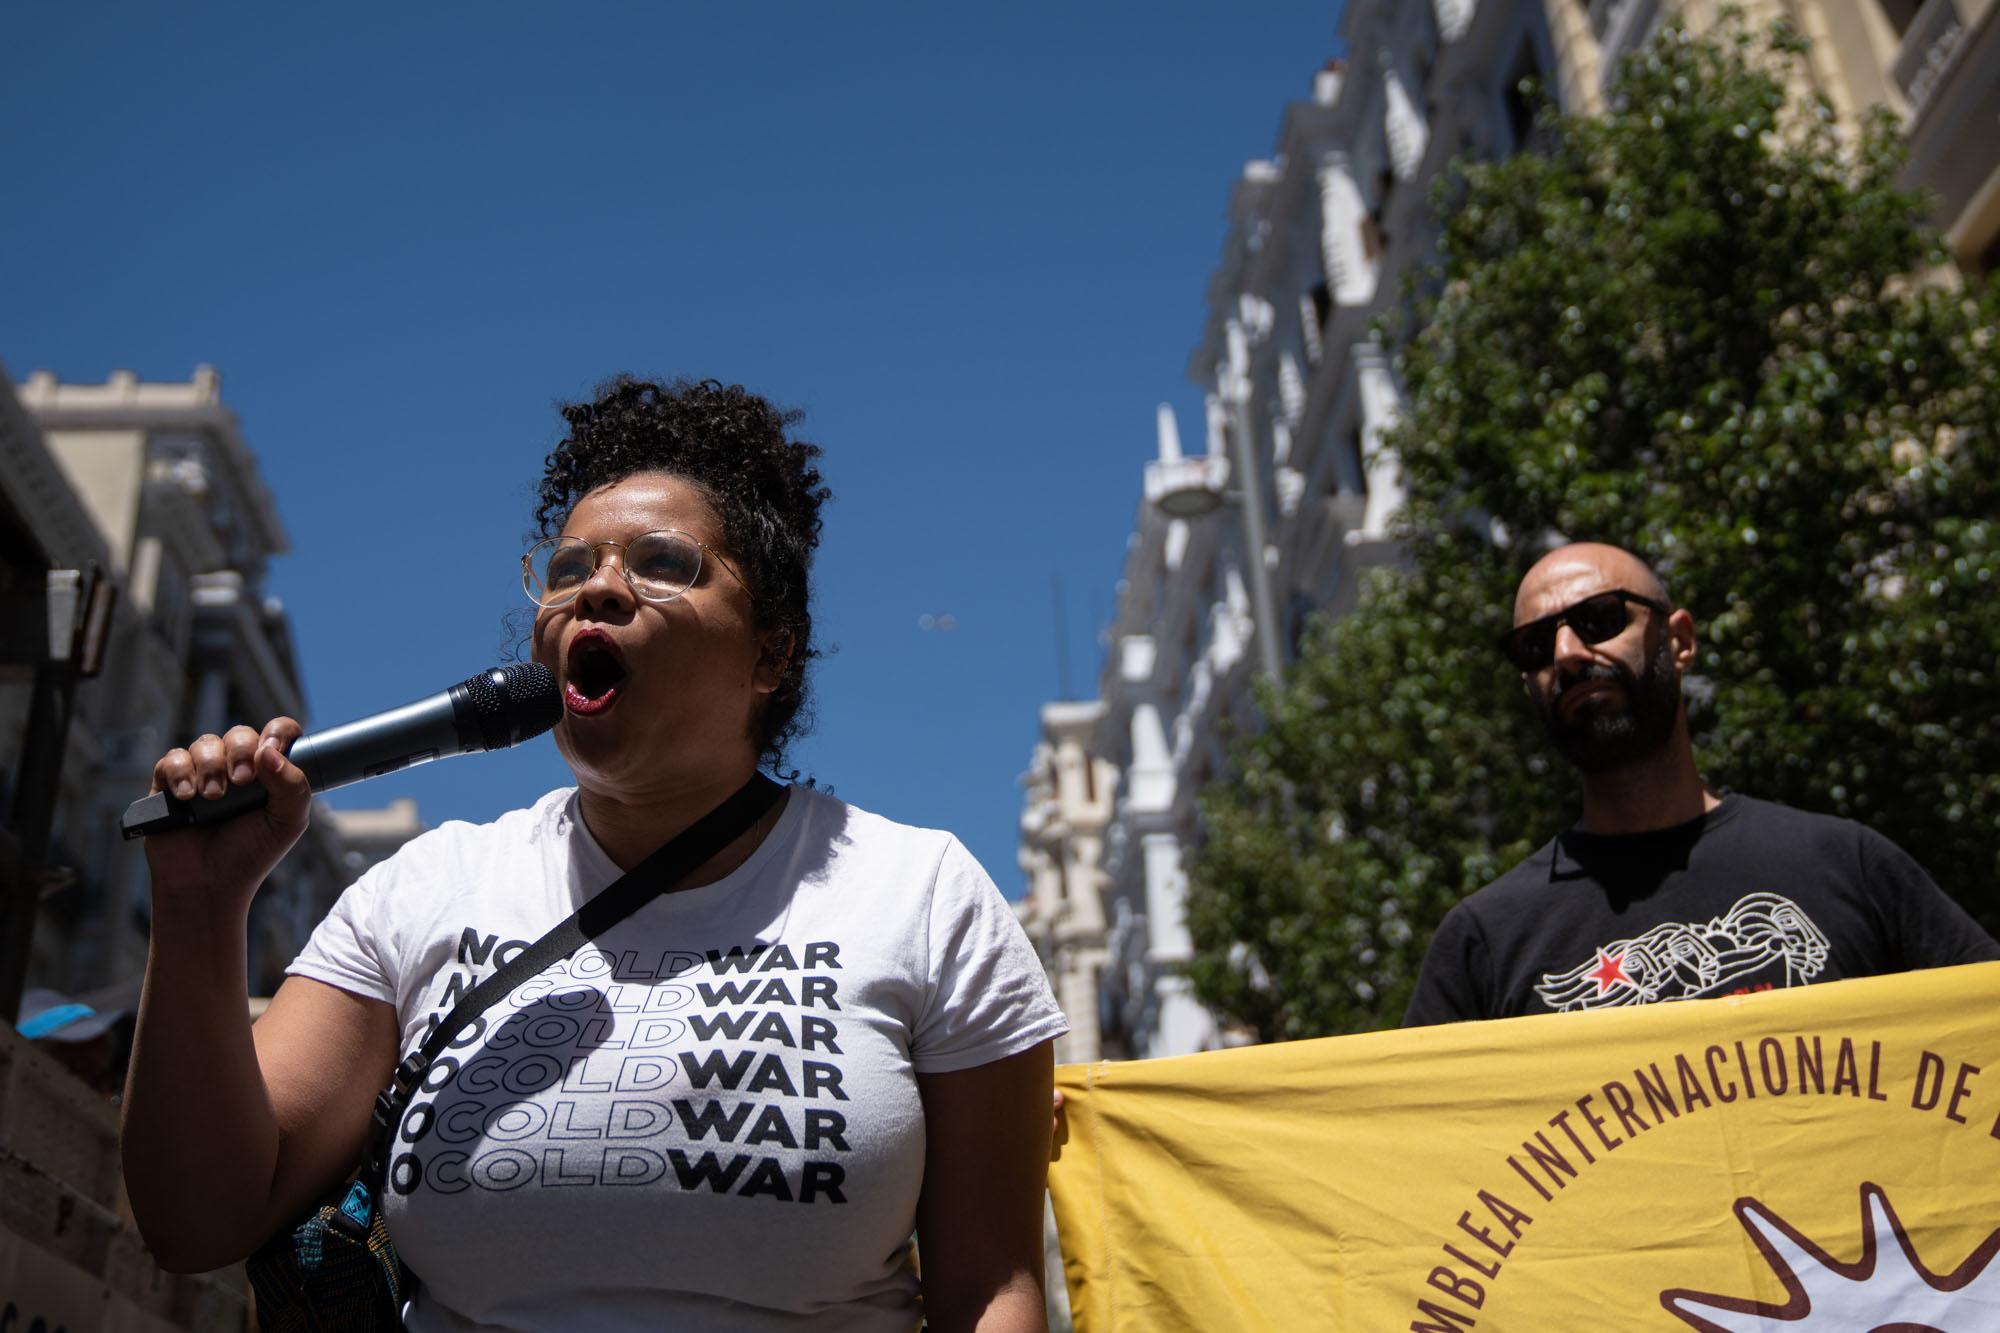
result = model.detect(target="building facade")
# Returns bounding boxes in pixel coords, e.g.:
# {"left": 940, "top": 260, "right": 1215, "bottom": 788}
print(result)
{"left": 1015, "top": 701, "right": 1117, "bottom": 1062}
{"left": 7, "top": 368, "right": 382, "bottom": 998}
{"left": 1558, "top": 1, "right": 1999, "bottom": 274}
{"left": 0, "top": 367, "right": 436, "bottom": 1323}
{"left": 1032, "top": 0, "right": 1575, "bottom": 1061}
{"left": 0, "top": 363, "right": 119, "bottom": 1019}
{"left": 1018, "top": 0, "right": 2000, "bottom": 1060}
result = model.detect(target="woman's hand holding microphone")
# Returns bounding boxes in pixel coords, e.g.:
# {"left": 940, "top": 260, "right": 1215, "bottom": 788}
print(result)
{"left": 143, "top": 716, "right": 312, "bottom": 914}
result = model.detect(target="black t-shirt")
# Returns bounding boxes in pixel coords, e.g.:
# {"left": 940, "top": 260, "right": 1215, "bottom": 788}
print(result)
{"left": 1402, "top": 795, "right": 2000, "bottom": 1026}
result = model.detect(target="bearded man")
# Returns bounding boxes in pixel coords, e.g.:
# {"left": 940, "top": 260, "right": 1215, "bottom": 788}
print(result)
{"left": 1401, "top": 543, "right": 1997, "bottom": 1025}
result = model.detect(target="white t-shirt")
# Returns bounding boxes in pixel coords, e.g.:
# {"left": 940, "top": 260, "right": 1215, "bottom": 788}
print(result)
{"left": 288, "top": 785, "right": 1067, "bottom": 1332}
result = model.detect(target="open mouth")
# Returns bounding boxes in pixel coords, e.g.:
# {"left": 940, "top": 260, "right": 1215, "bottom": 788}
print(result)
{"left": 564, "top": 631, "right": 628, "bottom": 716}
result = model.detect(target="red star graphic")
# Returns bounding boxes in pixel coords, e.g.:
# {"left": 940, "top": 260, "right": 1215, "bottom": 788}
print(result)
{"left": 1586, "top": 947, "right": 1634, "bottom": 995}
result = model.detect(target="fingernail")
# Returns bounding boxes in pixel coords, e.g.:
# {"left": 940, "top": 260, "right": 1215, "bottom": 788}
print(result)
{"left": 175, "top": 781, "right": 195, "bottom": 800}
{"left": 203, "top": 780, "right": 224, "bottom": 799}
{"left": 232, "top": 764, "right": 253, "bottom": 784}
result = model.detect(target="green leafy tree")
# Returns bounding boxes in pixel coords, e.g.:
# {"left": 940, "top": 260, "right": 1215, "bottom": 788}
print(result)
{"left": 1185, "top": 15, "right": 2000, "bottom": 1041}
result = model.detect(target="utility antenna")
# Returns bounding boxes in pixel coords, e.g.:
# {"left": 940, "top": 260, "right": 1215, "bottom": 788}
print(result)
{"left": 1051, "top": 574, "right": 1073, "bottom": 701}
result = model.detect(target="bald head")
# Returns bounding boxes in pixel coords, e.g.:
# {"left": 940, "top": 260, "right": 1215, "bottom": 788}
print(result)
{"left": 1515, "top": 543, "right": 1670, "bottom": 627}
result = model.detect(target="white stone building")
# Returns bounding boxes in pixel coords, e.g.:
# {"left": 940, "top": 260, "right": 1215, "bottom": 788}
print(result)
{"left": 1019, "top": 0, "right": 1998, "bottom": 1061}
{"left": 1026, "top": 0, "right": 1577, "bottom": 1061}
{"left": 1015, "top": 701, "right": 1117, "bottom": 1061}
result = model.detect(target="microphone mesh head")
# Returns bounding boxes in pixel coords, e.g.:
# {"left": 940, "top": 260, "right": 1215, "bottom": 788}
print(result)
{"left": 462, "top": 663, "right": 561, "bottom": 751}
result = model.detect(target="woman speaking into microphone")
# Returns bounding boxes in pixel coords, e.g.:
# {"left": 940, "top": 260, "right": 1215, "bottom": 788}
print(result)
{"left": 121, "top": 376, "right": 1067, "bottom": 1331}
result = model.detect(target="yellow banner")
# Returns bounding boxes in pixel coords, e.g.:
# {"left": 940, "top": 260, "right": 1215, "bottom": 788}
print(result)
{"left": 1050, "top": 962, "right": 2000, "bottom": 1330}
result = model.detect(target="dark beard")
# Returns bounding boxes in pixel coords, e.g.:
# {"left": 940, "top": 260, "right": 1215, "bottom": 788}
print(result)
{"left": 1535, "top": 632, "right": 1682, "bottom": 775}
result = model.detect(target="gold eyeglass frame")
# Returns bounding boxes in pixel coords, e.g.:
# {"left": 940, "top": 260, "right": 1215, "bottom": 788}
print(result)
{"left": 521, "top": 530, "right": 748, "bottom": 609}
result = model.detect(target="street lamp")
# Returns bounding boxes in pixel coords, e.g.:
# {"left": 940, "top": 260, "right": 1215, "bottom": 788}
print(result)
{"left": 1146, "top": 453, "right": 1228, "bottom": 520}
{"left": 1145, "top": 373, "right": 1286, "bottom": 685}
{"left": 0, "top": 563, "right": 116, "bottom": 1023}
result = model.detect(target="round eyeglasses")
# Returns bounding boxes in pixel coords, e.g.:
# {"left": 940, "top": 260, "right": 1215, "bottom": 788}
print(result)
{"left": 521, "top": 530, "right": 746, "bottom": 609}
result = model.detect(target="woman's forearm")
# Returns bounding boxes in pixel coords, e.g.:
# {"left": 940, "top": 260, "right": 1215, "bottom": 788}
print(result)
{"left": 123, "top": 719, "right": 332, "bottom": 1270}
{"left": 925, "top": 1275, "right": 1049, "bottom": 1333}
{"left": 916, "top": 1043, "right": 1057, "bottom": 1333}
{"left": 121, "top": 894, "right": 282, "bottom": 1272}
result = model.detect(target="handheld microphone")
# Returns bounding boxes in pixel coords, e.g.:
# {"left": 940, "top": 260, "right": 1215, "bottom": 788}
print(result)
{"left": 119, "top": 663, "right": 561, "bottom": 839}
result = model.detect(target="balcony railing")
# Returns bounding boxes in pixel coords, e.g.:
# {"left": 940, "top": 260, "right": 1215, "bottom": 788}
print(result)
{"left": 1890, "top": 0, "right": 1966, "bottom": 116}
{"left": 1590, "top": 0, "right": 1664, "bottom": 79}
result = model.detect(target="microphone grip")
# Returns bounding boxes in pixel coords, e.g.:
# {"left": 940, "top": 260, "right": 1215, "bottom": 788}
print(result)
{"left": 120, "top": 782, "right": 271, "bottom": 839}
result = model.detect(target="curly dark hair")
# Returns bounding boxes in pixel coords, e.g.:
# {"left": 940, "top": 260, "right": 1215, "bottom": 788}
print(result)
{"left": 533, "top": 375, "right": 831, "bottom": 774}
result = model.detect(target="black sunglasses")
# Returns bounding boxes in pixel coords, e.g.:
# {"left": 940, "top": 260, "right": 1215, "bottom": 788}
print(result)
{"left": 1499, "top": 589, "right": 1670, "bottom": 672}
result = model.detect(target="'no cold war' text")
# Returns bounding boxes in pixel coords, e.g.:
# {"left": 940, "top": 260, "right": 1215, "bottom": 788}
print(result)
{"left": 391, "top": 934, "right": 857, "bottom": 1205}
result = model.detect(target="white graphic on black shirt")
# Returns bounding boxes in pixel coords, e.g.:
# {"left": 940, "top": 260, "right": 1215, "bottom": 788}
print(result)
{"left": 1535, "top": 891, "right": 1831, "bottom": 1011}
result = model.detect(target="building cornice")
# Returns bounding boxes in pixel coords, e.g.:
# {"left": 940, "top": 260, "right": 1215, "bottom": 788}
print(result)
{"left": 1899, "top": 1, "right": 1999, "bottom": 240}
{"left": 0, "top": 363, "right": 112, "bottom": 570}
{"left": 19, "top": 368, "right": 290, "bottom": 558}
{"left": 190, "top": 571, "right": 307, "bottom": 722}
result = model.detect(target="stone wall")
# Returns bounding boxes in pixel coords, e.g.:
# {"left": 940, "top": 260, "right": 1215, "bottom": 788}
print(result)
{"left": 0, "top": 1025, "right": 246, "bottom": 1332}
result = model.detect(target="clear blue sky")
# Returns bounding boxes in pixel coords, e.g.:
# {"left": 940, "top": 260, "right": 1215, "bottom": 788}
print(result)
{"left": 4, "top": 2, "right": 1346, "bottom": 894}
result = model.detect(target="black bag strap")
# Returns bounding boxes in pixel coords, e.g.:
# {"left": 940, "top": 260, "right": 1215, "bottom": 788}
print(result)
{"left": 361, "top": 773, "right": 784, "bottom": 1182}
